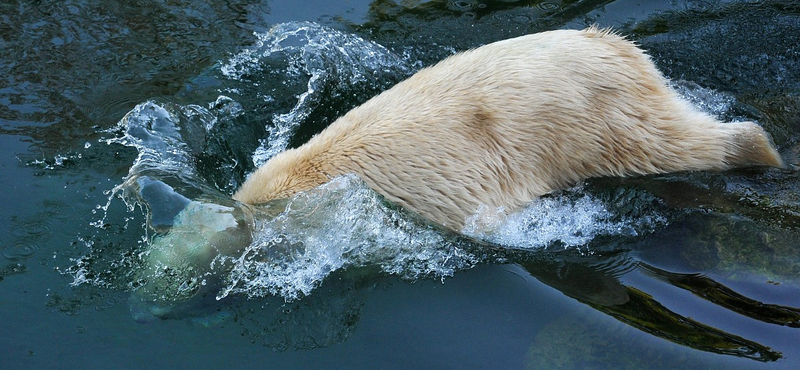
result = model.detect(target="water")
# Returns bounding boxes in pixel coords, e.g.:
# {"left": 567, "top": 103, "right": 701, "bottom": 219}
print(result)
{"left": 3, "top": 1, "right": 800, "bottom": 369}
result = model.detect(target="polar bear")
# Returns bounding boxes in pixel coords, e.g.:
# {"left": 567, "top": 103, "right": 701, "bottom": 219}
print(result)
{"left": 233, "top": 27, "right": 784, "bottom": 231}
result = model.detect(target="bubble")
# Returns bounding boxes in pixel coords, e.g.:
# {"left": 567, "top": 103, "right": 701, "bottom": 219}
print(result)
{"left": 378, "top": 23, "right": 404, "bottom": 37}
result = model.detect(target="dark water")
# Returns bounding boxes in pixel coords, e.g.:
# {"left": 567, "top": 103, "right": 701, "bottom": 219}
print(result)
{"left": 3, "top": 1, "right": 800, "bottom": 369}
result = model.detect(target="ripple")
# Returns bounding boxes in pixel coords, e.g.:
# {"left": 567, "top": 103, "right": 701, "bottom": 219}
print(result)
{"left": 536, "top": 2, "right": 561, "bottom": 12}
{"left": 460, "top": 12, "right": 478, "bottom": 20}
{"left": 1, "top": 242, "right": 40, "bottom": 261}
{"left": 25, "top": 223, "right": 53, "bottom": 239}
{"left": 11, "top": 218, "right": 54, "bottom": 240}
{"left": 45, "top": 293, "right": 83, "bottom": 316}
{"left": 94, "top": 294, "right": 124, "bottom": 311}
{"left": 510, "top": 15, "right": 532, "bottom": 24}
{"left": 448, "top": 0, "right": 476, "bottom": 11}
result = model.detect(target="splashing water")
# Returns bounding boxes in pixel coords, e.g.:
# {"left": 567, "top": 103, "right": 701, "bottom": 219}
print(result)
{"left": 101, "top": 101, "right": 218, "bottom": 198}
{"left": 72, "top": 22, "right": 774, "bottom": 305}
{"left": 221, "top": 21, "right": 412, "bottom": 166}
{"left": 462, "top": 193, "right": 648, "bottom": 250}
{"left": 216, "top": 174, "right": 477, "bottom": 301}
{"left": 669, "top": 80, "right": 759, "bottom": 124}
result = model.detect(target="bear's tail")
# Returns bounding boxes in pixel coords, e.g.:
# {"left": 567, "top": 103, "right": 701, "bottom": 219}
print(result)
{"left": 726, "top": 121, "right": 784, "bottom": 169}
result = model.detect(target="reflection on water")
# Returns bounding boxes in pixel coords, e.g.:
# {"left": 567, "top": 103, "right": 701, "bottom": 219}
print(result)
{"left": 3, "top": 0, "right": 800, "bottom": 368}
{"left": 521, "top": 256, "right": 788, "bottom": 363}
{"left": 641, "top": 264, "right": 800, "bottom": 329}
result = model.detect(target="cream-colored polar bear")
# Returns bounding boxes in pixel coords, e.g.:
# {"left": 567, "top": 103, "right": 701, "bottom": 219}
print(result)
{"left": 234, "top": 27, "right": 784, "bottom": 231}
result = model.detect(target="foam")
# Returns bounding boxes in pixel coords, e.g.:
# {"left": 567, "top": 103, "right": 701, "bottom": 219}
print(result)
{"left": 462, "top": 193, "right": 635, "bottom": 250}
{"left": 217, "top": 175, "right": 477, "bottom": 301}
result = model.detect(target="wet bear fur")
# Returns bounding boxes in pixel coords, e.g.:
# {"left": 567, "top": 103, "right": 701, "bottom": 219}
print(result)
{"left": 234, "top": 27, "right": 784, "bottom": 231}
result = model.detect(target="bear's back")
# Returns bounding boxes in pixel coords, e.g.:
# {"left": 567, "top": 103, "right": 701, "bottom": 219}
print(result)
{"left": 237, "top": 28, "right": 782, "bottom": 231}
{"left": 310, "top": 29, "right": 688, "bottom": 229}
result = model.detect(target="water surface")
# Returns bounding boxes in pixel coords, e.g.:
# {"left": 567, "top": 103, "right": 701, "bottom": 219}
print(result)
{"left": 2, "top": 1, "right": 800, "bottom": 369}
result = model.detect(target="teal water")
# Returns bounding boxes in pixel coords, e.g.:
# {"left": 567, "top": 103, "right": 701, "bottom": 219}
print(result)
{"left": 2, "top": 1, "right": 800, "bottom": 369}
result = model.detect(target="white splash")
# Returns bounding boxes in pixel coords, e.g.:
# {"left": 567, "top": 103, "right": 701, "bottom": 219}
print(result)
{"left": 104, "top": 101, "right": 199, "bottom": 181}
{"left": 221, "top": 21, "right": 411, "bottom": 167}
{"left": 462, "top": 193, "right": 642, "bottom": 250}
{"left": 670, "top": 80, "right": 754, "bottom": 123}
{"left": 217, "top": 175, "right": 477, "bottom": 301}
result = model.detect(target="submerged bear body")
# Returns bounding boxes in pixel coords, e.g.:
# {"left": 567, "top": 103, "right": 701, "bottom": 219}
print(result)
{"left": 234, "top": 27, "right": 783, "bottom": 231}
